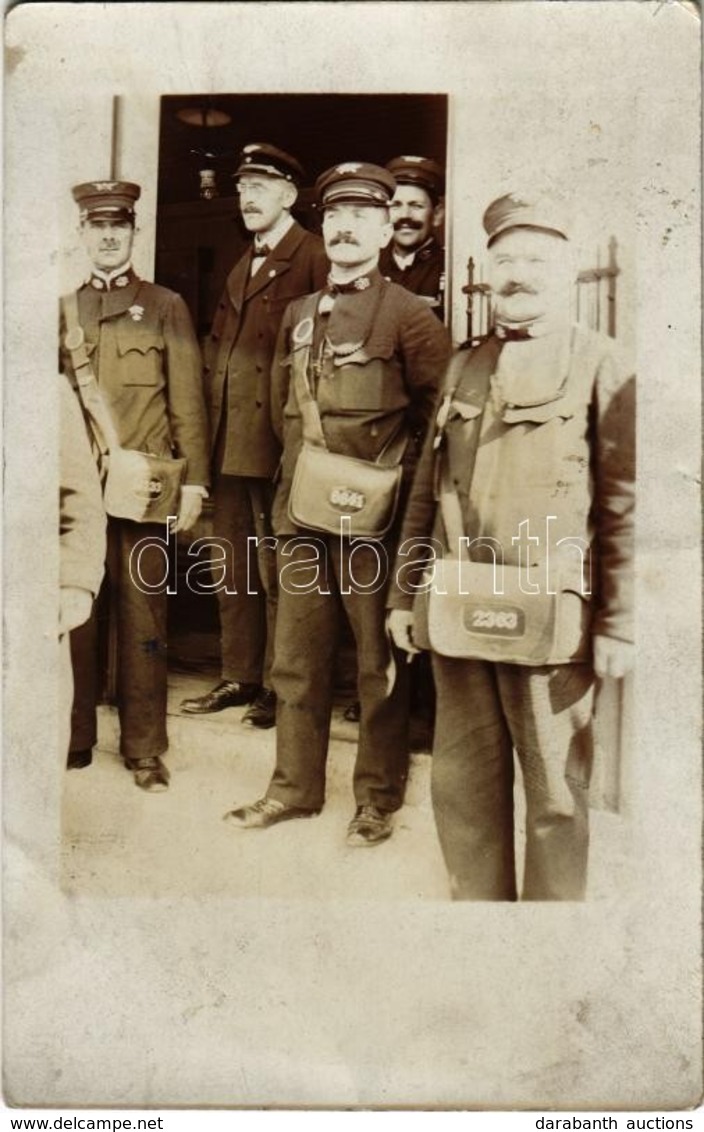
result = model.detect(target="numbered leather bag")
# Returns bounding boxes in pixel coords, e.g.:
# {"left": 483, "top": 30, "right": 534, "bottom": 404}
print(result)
{"left": 289, "top": 443, "right": 403, "bottom": 539}
{"left": 427, "top": 558, "right": 565, "bottom": 665}
{"left": 102, "top": 446, "right": 186, "bottom": 524}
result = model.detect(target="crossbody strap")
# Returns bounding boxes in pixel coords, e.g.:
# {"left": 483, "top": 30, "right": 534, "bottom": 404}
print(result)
{"left": 290, "top": 291, "right": 408, "bottom": 467}
{"left": 61, "top": 291, "right": 120, "bottom": 455}
{"left": 435, "top": 338, "right": 500, "bottom": 556}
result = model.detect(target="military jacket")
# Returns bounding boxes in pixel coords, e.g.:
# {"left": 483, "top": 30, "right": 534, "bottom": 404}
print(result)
{"left": 388, "top": 326, "right": 635, "bottom": 648}
{"left": 204, "top": 221, "right": 328, "bottom": 479}
{"left": 379, "top": 237, "right": 445, "bottom": 319}
{"left": 270, "top": 271, "right": 451, "bottom": 535}
{"left": 60, "top": 271, "right": 210, "bottom": 488}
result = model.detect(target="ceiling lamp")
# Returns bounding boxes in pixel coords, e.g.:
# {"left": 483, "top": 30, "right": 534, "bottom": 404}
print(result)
{"left": 176, "top": 107, "right": 231, "bottom": 128}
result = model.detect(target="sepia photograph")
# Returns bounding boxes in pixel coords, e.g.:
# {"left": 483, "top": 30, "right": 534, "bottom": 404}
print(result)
{"left": 3, "top": 0, "right": 701, "bottom": 1115}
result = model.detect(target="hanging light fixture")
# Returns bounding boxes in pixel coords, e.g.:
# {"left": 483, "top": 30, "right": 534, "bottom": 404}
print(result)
{"left": 176, "top": 107, "right": 231, "bottom": 128}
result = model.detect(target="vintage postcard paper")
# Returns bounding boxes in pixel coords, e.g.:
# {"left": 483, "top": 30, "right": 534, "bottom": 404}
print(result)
{"left": 3, "top": 0, "right": 701, "bottom": 1110}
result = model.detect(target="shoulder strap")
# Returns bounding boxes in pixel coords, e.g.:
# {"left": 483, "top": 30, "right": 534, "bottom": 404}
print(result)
{"left": 437, "top": 337, "right": 500, "bottom": 555}
{"left": 289, "top": 292, "right": 327, "bottom": 449}
{"left": 61, "top": 292, "right": 119, "bottom": 454}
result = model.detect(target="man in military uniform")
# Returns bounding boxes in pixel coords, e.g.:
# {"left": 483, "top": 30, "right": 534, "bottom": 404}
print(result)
{"left": 224, "top": 162, "right": 450, "bottom": 845}
{"left": 388, "top": 190, "right": 635, "bottom": 899}
{"left": 379, "top": 155, "right": 445, "bottom": 319}
{"left": 61, "top": 180, "right": 209, "bottom": 791}
{"left": 180, "top": 144, "right": 328, "bottom": 729}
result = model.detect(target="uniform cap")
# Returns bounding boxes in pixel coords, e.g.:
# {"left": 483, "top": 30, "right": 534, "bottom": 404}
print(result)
{"left": 385, "top": 155, "right": 445, "bottom": 201}
{"left": 234, "top": 143, "right": 305, "bottom": 185}
{"left": 72, "top": 180, "right": 141, "bottom": 222}
{"left": 316, "top": 162, "right": 396, "bottom": 207}
{"left": 483, "top": 190, "right": 572, "bottom": 246}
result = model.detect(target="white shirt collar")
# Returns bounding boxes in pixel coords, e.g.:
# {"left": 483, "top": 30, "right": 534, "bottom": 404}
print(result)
{"left": 253, "top": 213, "right": 294, "bottom": 255}
{"left": 90, "top": 261, "right": 133, "bottom": 285}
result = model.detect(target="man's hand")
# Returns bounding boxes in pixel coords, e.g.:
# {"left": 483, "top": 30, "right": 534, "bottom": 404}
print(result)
{"left": 387, "top": 609, "right": 421, "bottom": 659}
{"left": 170, "top": 486, "right": 204, "bottom": 534}
{"left": 59, "top": 587, "right": 93, "bottom": 637}
{"left": 593, "top": 635, "right": 635, "bottom": 680}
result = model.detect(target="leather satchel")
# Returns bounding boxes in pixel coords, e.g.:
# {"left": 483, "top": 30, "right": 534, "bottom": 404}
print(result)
{"left": 289, "top": 442, "right": 403, "bottom": 539}
{"left": 102, "top": 446, "right": 186, "bottom": 524}
{"left": 61, "top": 292, "right": 185, "bottom": 524}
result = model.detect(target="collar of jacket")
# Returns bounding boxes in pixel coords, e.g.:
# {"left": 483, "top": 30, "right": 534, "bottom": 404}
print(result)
{"left": 227, "top": 220, "right": 308, "bottom": 310}
{"left": 82, "top": 270, "right": 143, "bottom": 321}
{"left": 87, "top": 264, "right": 136, "bottom": 292}
{"left": 324, "top": 268, "right": 385, "bottom": 354}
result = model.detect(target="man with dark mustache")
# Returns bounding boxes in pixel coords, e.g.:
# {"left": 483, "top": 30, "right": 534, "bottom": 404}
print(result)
{"left": 379, "top": 155, "right": 445, "bottom": 320}
{"left": 223, "top": 162, "right": 450, "bottom": 845}
{"left": 388, "top": 190, "right": 635, "bottom": 900}
{"left": 181, "top": 144, "right": 328, "bottom": 729}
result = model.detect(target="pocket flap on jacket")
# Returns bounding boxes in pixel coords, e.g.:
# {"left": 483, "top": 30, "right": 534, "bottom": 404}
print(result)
{"left": 115, "top": 325, "right": 164, "bottom": 358}
{"left": 502, "top": 398, "right": 576, "bottom": 425}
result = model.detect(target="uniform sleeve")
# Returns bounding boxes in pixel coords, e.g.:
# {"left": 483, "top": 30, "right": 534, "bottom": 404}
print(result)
{"left": 59, "top": 375, "right": 106, "bottom": 597}
{"left": 387, "top": 384, "right": 444, "bottom": 611}
{"left": 398, "top": 299, "right": 451, "bottom": 448}
{"left": 162, "top": 292, "right": 211, "bottom": 488}
{"left": 592, "top": 354, "right": 635, "bottom": 643}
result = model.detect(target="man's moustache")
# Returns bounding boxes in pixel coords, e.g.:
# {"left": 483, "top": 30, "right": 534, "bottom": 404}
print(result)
{"left": 500, "top": 284, "right": 539, "bottom": 297}
{"left": 329, "top": 234, "right": 360, "bottom": 246}
{"left": 393, "top": 220, "right": 423, "bottom": 232}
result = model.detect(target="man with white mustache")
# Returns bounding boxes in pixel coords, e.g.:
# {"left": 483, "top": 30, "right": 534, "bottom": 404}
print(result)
{"left": 181, "top": 144, "right": 328, "bottom": 729}
{"left": 388, "top": 190, "right": 635, "bottom": 901}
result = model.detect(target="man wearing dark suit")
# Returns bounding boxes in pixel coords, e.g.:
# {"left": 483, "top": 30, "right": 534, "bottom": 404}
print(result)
{"left": 223, "top": 162, "right": 450, "bottom": 846}
{"left": 181, "top": 144, "right": 328, "bottom": 729}
{"left": 60, "top": 180, "right": 209, "bottom": 791}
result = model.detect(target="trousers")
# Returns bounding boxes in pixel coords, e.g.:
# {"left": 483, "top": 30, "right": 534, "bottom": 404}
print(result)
{"left": 267, "top": 535, "right": 410, "bottom": 812}
{"left": 212, "top": 474, "right": 278, "bottom": 687}
{"left": 430, "top": 655, "right": 595, "bottom": 901}
{"left": 69, "top": 518, "right": 169, "bottom": 762}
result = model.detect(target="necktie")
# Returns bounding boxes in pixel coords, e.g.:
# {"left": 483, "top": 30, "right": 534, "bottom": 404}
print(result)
{"left": 253, "top": 242, "right": 271, "bottom": 258}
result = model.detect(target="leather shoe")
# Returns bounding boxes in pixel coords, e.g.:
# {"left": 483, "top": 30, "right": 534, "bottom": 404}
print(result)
{"left": 343, "top": 700, "right": 361, "bottom": 723}
{"left": 223, "top": 797, "right": 319, "bottom": 829}
{"left": 346, "top": 805, "right": 393, "bottom": 847}
{"left": 125, "top": 756, "right": 170, "bottom": 792}
{"left": 67, "top": 747, "right": 93, "bottom": 770}
{"left": 242, "top": 688, "right": 277, "bottom": 729}
{"left": 180, "top": 680, "right": 260, "bottom": 714}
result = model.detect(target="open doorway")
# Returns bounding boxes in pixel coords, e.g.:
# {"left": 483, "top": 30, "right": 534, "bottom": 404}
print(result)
{"left": 155, "top": 93, "right": 448, "bottom": 692}
{"left": 155, "top": 93, "right": 448, "bottom": 336}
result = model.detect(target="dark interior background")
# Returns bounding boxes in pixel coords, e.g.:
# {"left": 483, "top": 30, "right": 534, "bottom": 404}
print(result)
{"left": 156, "top": 94, "right": 448, "bottom": 337}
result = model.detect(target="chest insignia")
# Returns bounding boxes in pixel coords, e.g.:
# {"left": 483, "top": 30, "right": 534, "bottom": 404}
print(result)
{"left": 128, "top": 304, "right": 145, "bottom": 322}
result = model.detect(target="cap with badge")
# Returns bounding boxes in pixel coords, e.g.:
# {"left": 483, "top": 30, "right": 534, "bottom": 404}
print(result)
{"left": 316, "top": 162, "right": 397, "bottom": 208}
{"left": 483, "top": 190, "right": 573, "bottom": 247}
{"left": 72, "top": 180, "right": 141, "bottom": 223}
{"left": 385, "top": 156, "right": 445, "bottom": 202}
{"left": 234, "top": 143, "right": 305, "bottom": 185}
